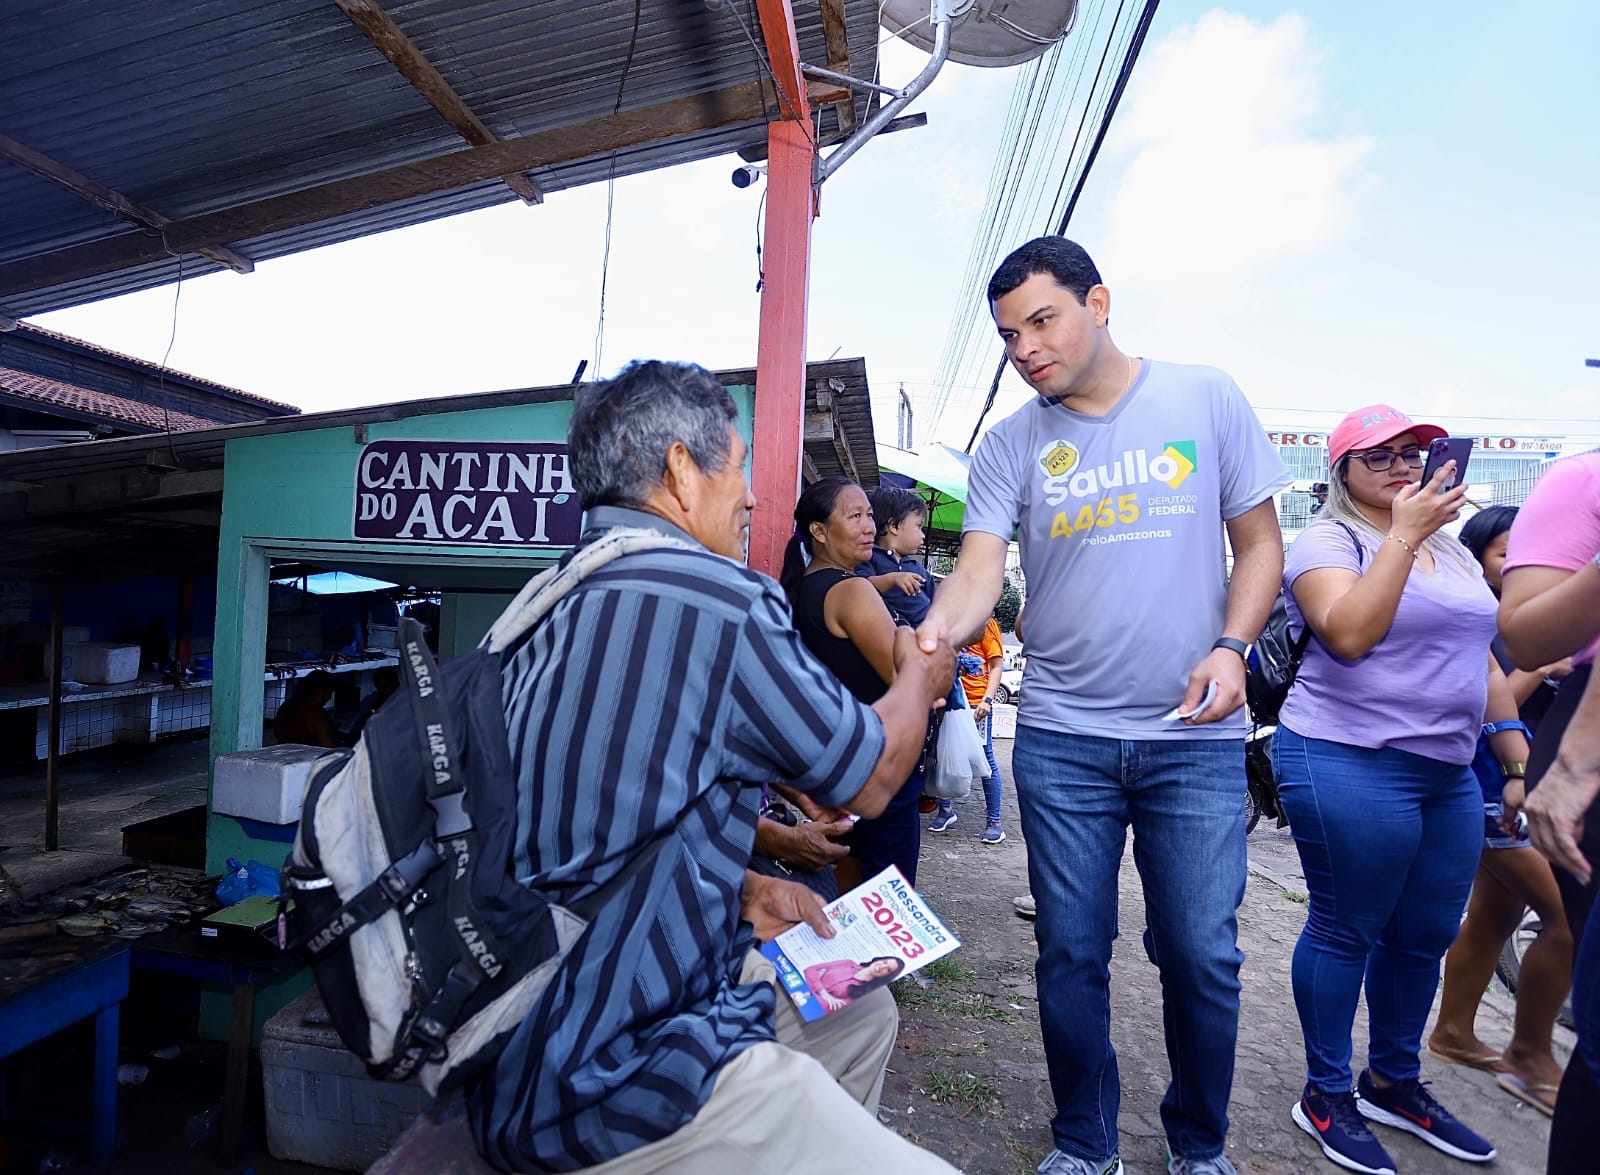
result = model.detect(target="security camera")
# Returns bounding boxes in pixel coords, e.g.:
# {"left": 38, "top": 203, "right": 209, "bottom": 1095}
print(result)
{"left": 731, "top": 164, "right": 766, "bottom": 189}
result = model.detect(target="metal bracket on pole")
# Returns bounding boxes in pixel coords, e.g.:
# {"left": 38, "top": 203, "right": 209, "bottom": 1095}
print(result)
{"left": 799, "top": 63, "right": 903, "bottom": 98}
{"left": 816, "top": 0, "right": 952, "bottom": 183}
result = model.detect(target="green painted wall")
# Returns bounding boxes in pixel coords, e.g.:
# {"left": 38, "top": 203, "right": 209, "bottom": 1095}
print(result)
{"left": 207, "top": 385, "right": 754, "bottom": 872}
{"left": 440, "top": 592, "right": 517, "bottom": 659}
{"left": 207, "top": 397, "right": 574, "bottom": 872}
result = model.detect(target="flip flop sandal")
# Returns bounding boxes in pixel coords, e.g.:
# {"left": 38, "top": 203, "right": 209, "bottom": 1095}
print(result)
{"left": 1497, "top": 1072, "right": 1558, "bottom": 1117}
{"left": 1426, "top": 1044, "right": 1508, "bottom": 1073}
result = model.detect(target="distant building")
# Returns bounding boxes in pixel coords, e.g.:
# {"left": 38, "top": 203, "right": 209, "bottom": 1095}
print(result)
{"left": 0, "top": 323, "right": 296, "bottom": 451}
{"left": 1263, "top": 426, "right": 1570, "bottom": 537}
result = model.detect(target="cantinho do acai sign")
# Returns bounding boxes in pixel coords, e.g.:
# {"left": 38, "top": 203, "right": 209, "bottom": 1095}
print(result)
{"left": 354, "top": 440, "right": 580, "bottom": 547}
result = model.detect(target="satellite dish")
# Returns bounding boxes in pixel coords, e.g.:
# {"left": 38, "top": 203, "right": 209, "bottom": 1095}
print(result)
{"left": 880, "top": 0, "right": 1077, "bottom": 68}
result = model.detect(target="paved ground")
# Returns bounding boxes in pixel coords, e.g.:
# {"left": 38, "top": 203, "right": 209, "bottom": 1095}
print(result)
{"left": 0, "top": 736, "right": 1569, "bottom": 1173}
{"left": 0, "top": 736, "right": 209, "bottom": 897}
{"left": 884, "top": 736, "right": 1570, "bottom": 1175}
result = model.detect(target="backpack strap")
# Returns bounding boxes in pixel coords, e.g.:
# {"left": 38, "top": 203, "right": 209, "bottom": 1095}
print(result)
{"left": 383, "top": 614, "right": 535, "bottom": 1078}
{"left": 388, "top": 530, "right": 694, "bottom": 1077}
{"left": 1329, "top": 519, "right": 1366, "bottom": 568}
{"left": 481, "top": 528, "right": 692, "bottom": 655}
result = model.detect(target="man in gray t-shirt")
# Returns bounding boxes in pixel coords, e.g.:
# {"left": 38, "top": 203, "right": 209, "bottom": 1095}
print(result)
{"left": 919, "top": 238, "right": 1288, "bottom": 1175}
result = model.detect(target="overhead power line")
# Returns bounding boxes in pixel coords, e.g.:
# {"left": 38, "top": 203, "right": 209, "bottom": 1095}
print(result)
{"left": 960, "top": 0, "right": 1163, "bottom": 452}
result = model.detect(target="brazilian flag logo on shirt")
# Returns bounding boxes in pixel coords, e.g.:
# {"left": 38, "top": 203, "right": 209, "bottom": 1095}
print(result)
{"left": 1160, "top": 440, "right": 1197, "bottom": 488}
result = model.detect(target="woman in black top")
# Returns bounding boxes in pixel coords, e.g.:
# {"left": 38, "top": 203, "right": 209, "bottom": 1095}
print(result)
{"left": 783, "top": 477, "right": 925, "bottom": 887}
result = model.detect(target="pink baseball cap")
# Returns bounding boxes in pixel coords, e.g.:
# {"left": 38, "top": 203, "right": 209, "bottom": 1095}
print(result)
{"left": 1327, "top": 404, "right": 1447, "bottom": 467}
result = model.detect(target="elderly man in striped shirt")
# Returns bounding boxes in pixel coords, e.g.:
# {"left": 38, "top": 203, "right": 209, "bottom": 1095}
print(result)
{"left": 467, "top": 360, "right": 960, "bottom": 1174}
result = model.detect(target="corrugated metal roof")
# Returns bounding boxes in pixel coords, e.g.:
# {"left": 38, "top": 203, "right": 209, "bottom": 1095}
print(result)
{"left": 0, "top": 0, "right": 880, "bottom": 317}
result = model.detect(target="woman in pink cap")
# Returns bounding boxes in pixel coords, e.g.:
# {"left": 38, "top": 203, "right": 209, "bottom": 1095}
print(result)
{"left": 1273, "top": 405, "right": 1530, "bottom": 1175}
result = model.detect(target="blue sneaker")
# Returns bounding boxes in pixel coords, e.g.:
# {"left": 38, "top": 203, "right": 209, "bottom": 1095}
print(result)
{"left": 1038, "top": 1149, "right": 1122, "bottom": 1175}
{"left": 980, "top": 822, "right": 1006, "bottom": 844}
{"left": 1167, "top": 1150, "right": 1240, "bottom": 1175}
{"left": 929, "top": 808, "right": 958, "bottom": 833}
{"left": 1356, "top": 1069, "right": 1495, "bottom": 1163}
{"left": 1291, "top": 1084, "right": 1395, "bottom": 1175}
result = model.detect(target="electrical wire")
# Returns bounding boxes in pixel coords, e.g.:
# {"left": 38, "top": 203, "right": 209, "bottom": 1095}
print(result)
{"left": 723, "top": 0, "right": 818, "bottom": 144}
{"left": 754, "top": 188, "right": 768, "bottom": 293}
{"left": 591, "top": 0, "right": 644, "bottom": 378}
{"left": 152, "top": 231, "right": 186, "bottom": 467}
{"left": 157, "top": 251, "right": 183, "bottom": 439}
{"left": 928, "top": 0, "right": 1118, "bottom": 432}
{"left": 929, "top": 0, "right": 1124, "bottom": 439}
{"left": 956, "top": 0, "right": 1165, "bottom": 450}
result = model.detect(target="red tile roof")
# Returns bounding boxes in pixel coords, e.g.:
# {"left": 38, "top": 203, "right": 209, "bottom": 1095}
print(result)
{"left": 0, "top": 365, "right": 219, "bottom": 433}
{"left": 17, "top": 322, "right": 298, "bottom": 413}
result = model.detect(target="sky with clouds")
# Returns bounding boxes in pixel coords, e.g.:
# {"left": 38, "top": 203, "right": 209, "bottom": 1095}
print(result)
{"left": 36, "top": 0, "right": 1600, "bottom": 450}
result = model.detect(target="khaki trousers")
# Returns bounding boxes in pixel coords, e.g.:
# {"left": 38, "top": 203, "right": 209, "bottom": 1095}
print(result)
{"left": 576, "top": 950, "right": 960, "bottom": 1174}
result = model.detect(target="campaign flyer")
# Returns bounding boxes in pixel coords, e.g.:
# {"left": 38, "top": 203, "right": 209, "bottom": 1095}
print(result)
{"left": 760, "top": 865, "right": 960, "bottom": 1021}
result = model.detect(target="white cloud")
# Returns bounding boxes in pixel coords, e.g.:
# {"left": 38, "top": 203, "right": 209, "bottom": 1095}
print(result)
{"left": 1099, "top": 11, "right": 1375, "bottom": 303}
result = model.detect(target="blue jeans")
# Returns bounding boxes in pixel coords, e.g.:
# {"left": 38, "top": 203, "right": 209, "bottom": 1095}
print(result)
{"left": 934, "top": 713, "right": 1004, "bottom": 824}
{"left": 980, "top": 714, "right": 1002, "bottom": 823}
{"left": 1013, "top": 727, "right": 1247, "bottom": 1163}
{"left": 1272, "top": 728, "right": 1481, "bottom": 1093}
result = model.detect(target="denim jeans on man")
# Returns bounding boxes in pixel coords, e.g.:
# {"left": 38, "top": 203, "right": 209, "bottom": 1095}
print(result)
{"left": 1272, "top": 728, "right": 1480, "bottom": 1093}
{"left": 1012, "top": 727, "right": 1246, "bottom": 1164}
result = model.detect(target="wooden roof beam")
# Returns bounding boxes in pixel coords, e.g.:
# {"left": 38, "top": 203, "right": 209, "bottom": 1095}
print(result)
{"left": 818, "top": 0, "right": 857, "bottom": 133}
{"left": 0, "top": 81, "right": 774, "bottom": 301}
{"left": 0, "top": 132, "right": 255, "bottom": 275}
{"left": 334, "top": 0, "right": 543, "bottom": 205}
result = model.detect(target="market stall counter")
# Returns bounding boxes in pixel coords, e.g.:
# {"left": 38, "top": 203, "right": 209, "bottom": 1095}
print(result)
{"left": 0, "top": 941, "right": 129, "bottom": 1167}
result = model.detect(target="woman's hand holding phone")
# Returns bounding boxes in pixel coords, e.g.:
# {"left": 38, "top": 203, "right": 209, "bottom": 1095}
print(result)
{"left": 1391, "top": 468, "right": 1467, "bottom": 546}
{"left": 1420, "top": 437, "right": 1473, "bottom": 491}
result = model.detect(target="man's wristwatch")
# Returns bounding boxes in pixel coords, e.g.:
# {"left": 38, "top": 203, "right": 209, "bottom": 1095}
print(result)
{"left": 1212, "top": 637, "right": 1250, "bottom": 662}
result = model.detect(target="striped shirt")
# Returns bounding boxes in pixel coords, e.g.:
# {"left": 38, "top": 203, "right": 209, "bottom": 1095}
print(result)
{"left": 469, "top": 505, "right": 886, "bottom": 1171}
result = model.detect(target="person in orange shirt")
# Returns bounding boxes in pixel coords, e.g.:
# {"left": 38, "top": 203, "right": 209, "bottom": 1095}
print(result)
{"left": 930, "top": 616, "right": 1008, "bottom": 843}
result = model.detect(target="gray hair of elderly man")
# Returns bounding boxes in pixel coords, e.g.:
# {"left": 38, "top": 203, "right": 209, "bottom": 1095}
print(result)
{"left": 568, "top": 360, "right": 740, "bottom": 512}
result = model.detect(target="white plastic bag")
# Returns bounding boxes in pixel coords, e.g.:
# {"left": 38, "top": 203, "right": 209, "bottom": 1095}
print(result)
{"left": 928, "top": 708, "right": 988, "bottom": 800}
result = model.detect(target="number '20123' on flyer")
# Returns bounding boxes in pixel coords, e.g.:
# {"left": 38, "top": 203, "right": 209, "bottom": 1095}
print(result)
{"left": 760, "top": 866, "right": 960, "bottom": 1022}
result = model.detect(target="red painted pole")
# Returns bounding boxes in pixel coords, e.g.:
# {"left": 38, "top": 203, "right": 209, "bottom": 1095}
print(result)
{"left": 748, "top": 120, "right": 816, "bottom": 578}
{"left": 754, "top": 0, "right": 811, "bottom": 124}
{"left": 748, "top": 0, "right": 817, "bottom": 580}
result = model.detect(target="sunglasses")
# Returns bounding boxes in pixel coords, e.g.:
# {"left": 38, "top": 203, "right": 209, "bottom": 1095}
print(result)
{"left": 1348, "top": 446, "right": 1424, "bottom": 473}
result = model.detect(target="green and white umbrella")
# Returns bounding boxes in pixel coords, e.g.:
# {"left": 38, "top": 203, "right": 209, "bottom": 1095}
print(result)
{"left": 876, "top": 444, "right": 971, "bottom": 534}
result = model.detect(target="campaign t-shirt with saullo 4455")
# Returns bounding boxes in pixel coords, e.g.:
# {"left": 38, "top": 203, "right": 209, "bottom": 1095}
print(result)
{"left": 964, "top": 360, "right": 1290, "bottom": 740}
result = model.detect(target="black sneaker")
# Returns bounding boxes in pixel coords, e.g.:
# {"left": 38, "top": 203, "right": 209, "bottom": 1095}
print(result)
{"left": 1291, "top": 1084, "right": 1396, "bottom": 1175}
{"left": 1355, "top": 1070, "right": 1495, "bottom": 1163}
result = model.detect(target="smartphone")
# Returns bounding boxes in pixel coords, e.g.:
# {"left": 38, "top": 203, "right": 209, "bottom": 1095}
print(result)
{"left": 1420, "top": 436, "right": 1473, "bottom": 492}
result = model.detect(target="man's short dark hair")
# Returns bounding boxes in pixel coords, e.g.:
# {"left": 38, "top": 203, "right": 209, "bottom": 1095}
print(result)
{"left": 569, "top": 361, "right": 739, "bottom": 511}
{"left": 987, "top": 237, "right": 1103, "bottom": 306}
